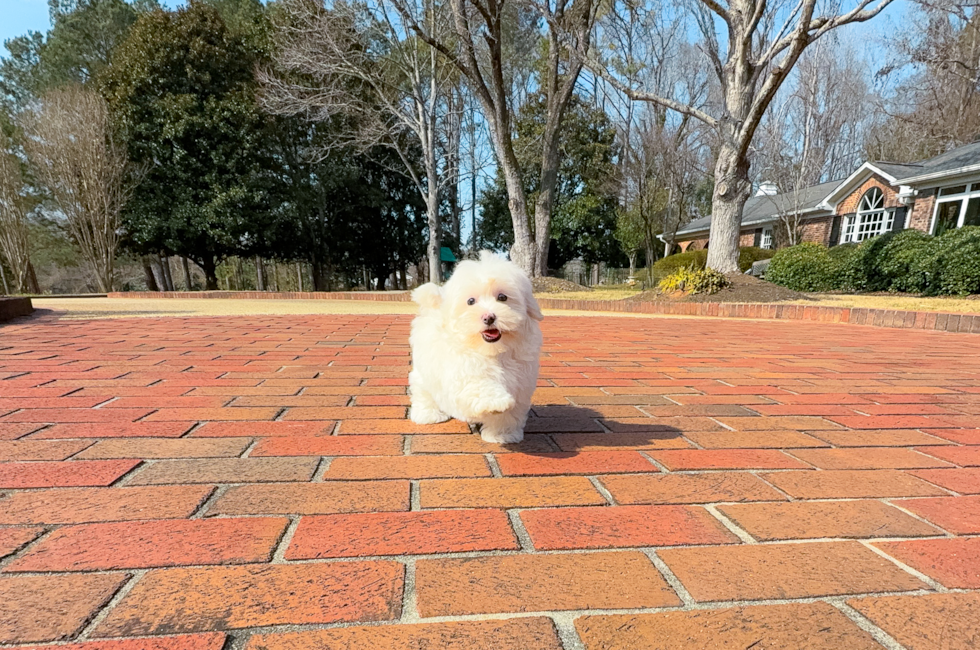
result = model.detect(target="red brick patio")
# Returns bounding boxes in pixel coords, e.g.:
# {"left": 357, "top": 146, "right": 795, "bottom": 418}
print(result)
{"left": 1, "top": 312, "right": 978, "bottom": 649}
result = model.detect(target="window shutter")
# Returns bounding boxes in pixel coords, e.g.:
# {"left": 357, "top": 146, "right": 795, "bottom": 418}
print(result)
{"left": 829, "top": 215, "right": 842, "bottom": 247}
{"left": 753, "top": 228, "right": 762, "bottom": 247}
{"left": 892, "top": 207, "right": 907, "bottom": 232}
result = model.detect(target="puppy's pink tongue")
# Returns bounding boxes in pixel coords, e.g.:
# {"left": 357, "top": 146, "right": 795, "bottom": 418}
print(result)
{"left": 482, "top": 329, "right": 501, "bottom": 343}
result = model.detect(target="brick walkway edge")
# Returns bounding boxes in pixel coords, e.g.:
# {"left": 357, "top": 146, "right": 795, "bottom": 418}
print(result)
{"left": 109, "top": 290, "right": 980, "bottom": 335}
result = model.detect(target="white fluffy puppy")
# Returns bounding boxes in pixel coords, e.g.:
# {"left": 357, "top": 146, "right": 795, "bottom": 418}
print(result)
{"left": 409, "top": 251, "right": 543, "bottom": 443}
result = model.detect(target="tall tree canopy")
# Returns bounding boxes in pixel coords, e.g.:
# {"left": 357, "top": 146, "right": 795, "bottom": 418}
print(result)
{"left": 101, "top": 1, "right": 276, "bottom": 289}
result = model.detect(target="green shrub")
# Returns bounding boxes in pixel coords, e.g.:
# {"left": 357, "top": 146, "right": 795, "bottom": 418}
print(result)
{"left": 878, "top": 229, "right": 934, "bottom": 293}
{"left": 827, "top": 243, "right": 860, "bottom": 290}
{"left": 765, "top": 228, "right": 980, "bottom": 296}
{"left": 844, "top": 232, "right": 896, "bottom": 292}
{"left": 652, "top": 246, "right": 773, "bottom": 281}
{"left": 928, "top": 226, "right": 980, "bottom": 295}
{"left": 658, "top": 267, "right": 730, "bottom": 295}
{"left": 764, "top": 242, "right": 838, "bottom": 291}
{"left": 738, "top": 246, "right": 775, "bottom": 271}
{"left": 652, "top": 250, "right": 707, "bottom": 281}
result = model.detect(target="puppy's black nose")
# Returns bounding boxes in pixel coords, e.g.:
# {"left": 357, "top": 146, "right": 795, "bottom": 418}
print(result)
{"left": 483, "top": 314, "right": 496, "bottom": 326}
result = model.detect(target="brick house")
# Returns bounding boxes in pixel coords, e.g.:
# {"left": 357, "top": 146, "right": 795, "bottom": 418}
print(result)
{"left": 672, "top": 140, "right": 980, "bottom": 251}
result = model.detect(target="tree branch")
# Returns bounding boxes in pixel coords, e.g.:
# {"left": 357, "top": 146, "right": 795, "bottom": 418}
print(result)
{"left": 585, "top": 55, "right": 720, "bottom": 128}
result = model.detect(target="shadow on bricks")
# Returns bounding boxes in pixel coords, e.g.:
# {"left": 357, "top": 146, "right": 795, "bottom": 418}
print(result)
{"left": 517, "top": 405, "right": 683, "bottom": 458}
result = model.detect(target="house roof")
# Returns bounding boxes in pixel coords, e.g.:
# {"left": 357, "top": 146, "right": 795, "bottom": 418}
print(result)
{"left": 818, "top": 161, "right": 903, "bottom": 208}
{"left": 821, "top": 140, "right": 980, "bottom": 209}
{"left": 674, "top": 179, "right": 841, "bottom": 238}
{"left": 892, "top": 140, "right": 980, "bottom": 184}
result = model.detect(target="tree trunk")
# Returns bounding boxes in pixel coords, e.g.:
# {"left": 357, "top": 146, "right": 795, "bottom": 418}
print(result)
{"left": 0, "top": 261, "right": 8, "bottom": 295}
{"left": 706, "top": 139, "right": 752, "bottom": 274}
{"left": 234, "top": 257, "right": 245, "bottom": 290}
{"left": 182, "top": 257, "right": 192, "bottom": 291}
{"left": 296, "top": 262, "right": 304, "bottom": 292}
{"left": 255, "top": 256, "right": 265, "bottom": 291}
{"left": 426, "top": 184, "right": 441, "bottom": 286}
{"left": 270, "top": 260, "right": 278, "bottom": 291}
{"left": 486, "top": 121, "right": 534, "bottom": 275}
{"left": 202, "top": 257, "right": 219, "bottom": 291}
{"left": 25, "top": 259, "right": 39, "bottom": 294}
{"left": 447, "top": 90, "right": 462, "bottom": 247}
{"left": 533, "top": 101, "right": 566, "bottom": 277}
{"left": 149, "top": 257, "right": 166, "bottom": 291}
{"left": 628, "top": 252, "right": 637, "bottom": 278}
{"left": 142, "top": 256, "right": 159, "bottom": 292}
{"left": 160, "top": 254, "right": 175, "bottom": 291}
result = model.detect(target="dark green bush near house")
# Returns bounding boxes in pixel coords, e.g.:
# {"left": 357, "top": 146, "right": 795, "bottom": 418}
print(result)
{"left": 764, "top": 243, "right": 838, "bottom": 291}
{"left": 652, "top": 249, "right": 707, "bottom": 280}
{"left": 927, "top": 226, "right": 980, "bottom": 295}
{"left": 652, "top": 247, "right": 773, "bottom": 280}
{"left": 765, "top": 227, "right": 980, "bottom": 295}
{"left": 826, "top": 243, "right": 860, "bottom": 290}
{"left": 844, "top": 232, "right": 897, "bottom": 292}
{"left": 738, "top": 246, "right": 776, "bottom": 271}
{"left": 878, "top": 230, "right": 935, "bottom": 293}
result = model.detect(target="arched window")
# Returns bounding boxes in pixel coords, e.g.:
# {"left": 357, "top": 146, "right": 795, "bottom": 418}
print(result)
{"left": 841, "top": 187, "right": 894, "bottom": 243}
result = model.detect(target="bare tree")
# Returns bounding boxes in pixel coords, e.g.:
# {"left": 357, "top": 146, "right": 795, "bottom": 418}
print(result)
{"left": 22, "top": 86, "right": 133, "bottom": 292}
{"left": 0, "top": 144, "right": 40, "bottom": 294}
{"left": 262, "top": 0, "right": 456, "bottom": 282}
{"left": 601, "top": 3, "right": 708, "bottom": 267}
{"left": 753, "top": 37, "right": 873, "bottom": 245}
{"left": 867, "top": 1, "right": 979, "bottom": 161}
{"left": 393, "top": 0, "right": 601, "bottom": 276}
{"left": 593, "top": 0, "right": 895, "bottom": 272}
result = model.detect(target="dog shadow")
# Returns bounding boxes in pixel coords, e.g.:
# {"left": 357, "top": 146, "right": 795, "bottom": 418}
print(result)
{"left": 507, "top": 404, "right": 683, "bottom": 458}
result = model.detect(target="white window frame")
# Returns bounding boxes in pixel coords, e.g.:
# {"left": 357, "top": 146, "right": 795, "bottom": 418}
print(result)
{"left": 930, "top": 182, "right": 980, "bottom": 234}
{"left": 841, "top": 187, "right": 894, "bottom": 243}
{"left": 760, "top": 226, "right": 773, "bottom": 249}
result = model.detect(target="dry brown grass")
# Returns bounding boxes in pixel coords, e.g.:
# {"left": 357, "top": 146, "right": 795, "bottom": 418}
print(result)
{"left": 805, "top": 294, "right": 980, "bottom": 314}
{"left": 536, "top": 288, "right": 642, "bottom": 301}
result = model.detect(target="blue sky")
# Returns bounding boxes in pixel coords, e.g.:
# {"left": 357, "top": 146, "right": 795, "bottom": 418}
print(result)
{"left": 0, "top": 0, "right": 184, "bottom": 45}
{"left": 2, "top": 0, "right": 908, "bottom": 49}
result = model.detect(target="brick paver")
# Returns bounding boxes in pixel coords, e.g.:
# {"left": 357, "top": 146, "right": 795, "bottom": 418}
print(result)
{"left": 2, "top": 311, "right": 980, "bottom": 647}
{"left": 849, "top": 592, "right": 980, "bottom": 650}
{"left": 7, "top": 634, "right": 228, "bottom": 649}
{"left": 577, "top": 602, "right": 882, "bottom": 649}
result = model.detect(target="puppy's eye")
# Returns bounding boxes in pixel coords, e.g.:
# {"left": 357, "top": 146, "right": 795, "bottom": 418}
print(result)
{"left": 466, "top": 298, "right": 475, "bottom": 306}
{"left": 497, "top": 293, "right": 507, "bottom": 302}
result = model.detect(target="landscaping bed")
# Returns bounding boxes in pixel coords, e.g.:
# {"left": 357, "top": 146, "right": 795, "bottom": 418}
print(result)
{"left": 627, "top": 272, "right": 806, "bottom": 304}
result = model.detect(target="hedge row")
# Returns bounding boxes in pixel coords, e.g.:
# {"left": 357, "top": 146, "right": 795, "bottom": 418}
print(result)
{"left": 652, "top": 247, "right": 774, "bottom": 280}
{"left": 765, "top": 227, "right": 980, "bottom": 295}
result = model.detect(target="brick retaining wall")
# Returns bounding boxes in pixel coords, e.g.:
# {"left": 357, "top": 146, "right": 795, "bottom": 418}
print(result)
{"left": 109, "top": 291, "right": 413, "bottom": 302}
{"left": 107, "top": 291, "right": 980, "bottom": 334}
{"left": 0, "top": 297, "right": 33, "bottom": 323}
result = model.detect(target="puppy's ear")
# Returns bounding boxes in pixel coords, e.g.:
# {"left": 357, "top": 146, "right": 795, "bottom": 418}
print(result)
{"left": 526, "top": 292, "right": 544, "bottom": 321}
{"left": 412, "top": 283, "right": 442, "bottom": 311}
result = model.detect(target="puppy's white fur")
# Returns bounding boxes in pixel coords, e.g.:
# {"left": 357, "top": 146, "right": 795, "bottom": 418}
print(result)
{"left": 409, "top": 251, "right": 543, "bottom": 443}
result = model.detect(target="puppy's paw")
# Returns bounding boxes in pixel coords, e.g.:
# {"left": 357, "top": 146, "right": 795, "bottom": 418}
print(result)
{"left": 409, "top": 406, "right": 451, "bottom": 425}
{"left": 481, "top": 428, "right": 524, "bottom": 444}
{"left": 472, "top": 392, "right": 516, "bottom": 415}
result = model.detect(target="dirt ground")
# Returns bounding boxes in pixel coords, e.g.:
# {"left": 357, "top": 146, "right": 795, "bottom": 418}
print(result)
{"left": 531, "top": 277, "right": 592, "bottom": 293}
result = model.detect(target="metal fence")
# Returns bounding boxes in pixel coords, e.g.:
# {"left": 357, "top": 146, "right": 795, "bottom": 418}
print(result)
{"left": 555, "top": 264, "right": 652, "bottom": 288}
